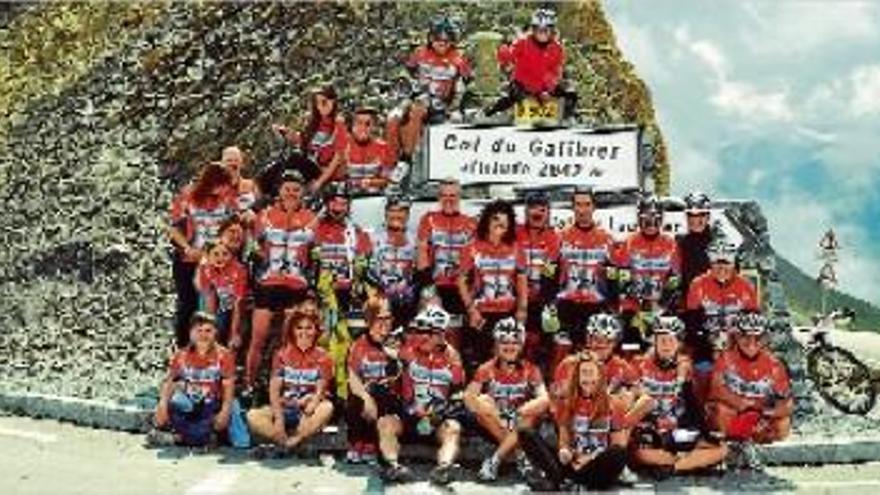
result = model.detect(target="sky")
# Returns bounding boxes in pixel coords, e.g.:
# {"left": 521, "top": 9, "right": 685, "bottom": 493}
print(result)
{"left": 604, "top": 0, "right": 880, "bottom": 305}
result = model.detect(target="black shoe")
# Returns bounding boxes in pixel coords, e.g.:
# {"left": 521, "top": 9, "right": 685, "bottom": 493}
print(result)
{"left": 429, "top": 464, "right": 456, "bottom": 486}
{"left": 525, "top": 470, "right": 558, "bottom": 492}
{"left": 382, "top": 463, "right": 415, "bottom": 484}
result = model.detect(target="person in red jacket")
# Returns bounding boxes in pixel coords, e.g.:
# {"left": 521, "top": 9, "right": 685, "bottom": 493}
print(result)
{"left": 464, "top": 318, "right": 549, "bottom": 482}
{"left": 245, "top": 169, "right": 316, "bottom": 390}
{"left": 148, "top": 312, "right": 236, "bottom": 448}
{"left": 484, "top": 8, "right": 578, "bottom": 119}
{"left": 247, "top": 311, "right": 335, "bottom": 456}
{"left": 617, "top": 195, "right": 682, "bottom": 352}
{"left": 515, "top": 190, "right": 561, "bottom": 368}
{"left": 416, "top": 178, "right": 477, "bottom": 345}
{"left": 458, "top": 199, "right": 528, "bottom": 373}
{"left": 386, "top": 16, "right": 472, "bottom": 162}
{"left": 709, "top": 313, "right": 792, "bottom": 444}
{"left": 684, "top": 239, "right": 759, "bottom": 405}
{"left": 331, "top": 107, "right": 395, "bottom": 195}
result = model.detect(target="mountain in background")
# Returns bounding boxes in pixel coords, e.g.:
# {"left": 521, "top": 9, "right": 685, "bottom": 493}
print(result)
{"left": 776, "top": 254, "right": 880, "bottom": 332}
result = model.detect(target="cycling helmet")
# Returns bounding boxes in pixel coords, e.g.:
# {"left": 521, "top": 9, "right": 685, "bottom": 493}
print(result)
{"left": 412, "top": 304, "right": 451, "bottom": 332}
{"left": 524, "top": 190, "right": 550, "bottom": 207}
{"left": 733, "top": 312, "right": 767, "bottom": 336}
{"left": 637, "top": 194, "right": 664, "bottom": 218}
{"left": 493, "top": 317, "right": 525, "bottom": 344}
{"left": 684, "top": 191, "right": 711, "bottom": 214}
{"left": 385, "top": 193, "right": 412, "bottom": 211}
{"left": 584, "top": 313, "right": 622, "bottom": 341}
{"left": 707, "top": 238, "right": 738, "bottom": 264}
{"left": 429, "top": 16, "right": 458, "bottom": 42}
{"left": 323, "top": 182, "right": 350, "bottom": 200}
{"left": 280, "top": 168, "right": 305, "bottom": 184}
{"left": 652, "top": 315, "right": 685, "bottom": 339}
{"left": 530, "top": 8, "right": 557, "bottom": 29}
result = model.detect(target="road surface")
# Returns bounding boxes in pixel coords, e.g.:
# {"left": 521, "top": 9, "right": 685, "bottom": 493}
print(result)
{"left": 3, "top": 414, "right": 880, "bottom": 494}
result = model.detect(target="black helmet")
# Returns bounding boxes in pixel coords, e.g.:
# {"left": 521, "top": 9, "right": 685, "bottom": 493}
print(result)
{"left": 323, "top": 182, "right": 349, "bottom": 200}
{"left": 385, "top": 193, "right": 412, "bottom": 211}
{"left": 525, "top": 190, "right": 550, "bottom": 207}
{"left": 684, "top": 191, "right": 711, "bottom": 214}
{"left": 429, "top": 16, "right": 458, "bottom": 42}
{"left": 637, "top": 194, "right": 663, "bottom": 218}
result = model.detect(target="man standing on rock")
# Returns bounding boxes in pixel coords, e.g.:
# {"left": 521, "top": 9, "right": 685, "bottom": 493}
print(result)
{"left": 677, "top": 191, "right": 714, "bottom": 296}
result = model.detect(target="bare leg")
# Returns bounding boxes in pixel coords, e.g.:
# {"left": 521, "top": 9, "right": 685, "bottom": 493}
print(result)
{"left": 436, "top": 419, "right": 461, "bottom": 466}
{"left": 378, "top": 415, "right": 403, "bottom": 463}
{"left": 755, "top": 417, "right": 790, "bottom": 444}
{"left": 466, "top": 393, "right": 506, "bottom": 442}
{"left": 245, "top": 308, "right": 273, "bottom": 387}
{"left": 286, "top": 400, "right": 334, "bottom": 448}
{"left": 398, "top": 103, "right": 427, "bottom": 158}
{"left": 246, "top": 406, "right": 280, "bottom": 444}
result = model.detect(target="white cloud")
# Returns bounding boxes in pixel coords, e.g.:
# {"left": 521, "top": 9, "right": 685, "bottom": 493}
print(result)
{"left": 850, "top": 64, "right": 880, "bottom": 116}
{"left": 711, "top": 80, "right": 794, "bottom": 122}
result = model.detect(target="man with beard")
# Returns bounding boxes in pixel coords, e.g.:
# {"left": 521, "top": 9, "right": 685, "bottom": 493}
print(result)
{"left": 515, "top": 190, "right": 561, "bottom": 370}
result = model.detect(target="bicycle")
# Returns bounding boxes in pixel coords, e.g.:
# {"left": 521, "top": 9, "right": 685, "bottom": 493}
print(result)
{"left": 799, "top": 325, "right": 878, "bottom": 415}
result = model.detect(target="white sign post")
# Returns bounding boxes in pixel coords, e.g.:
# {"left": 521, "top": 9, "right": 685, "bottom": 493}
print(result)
{"left": 426, "top": 124, "right": 642, "bottom": 189}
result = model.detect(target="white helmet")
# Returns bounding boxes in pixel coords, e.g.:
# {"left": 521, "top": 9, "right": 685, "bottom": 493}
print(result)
{"left": 734, "top": 312, "right": 767, "bottom": 336}
{"left": 683, "top": 191, "right": 711, "bottom": 214}
{"left": 707, "top": 239, "right": 738, "bottom": 264}
{"left": 531, "top": 8, "right": 557, "bottom": 29}
{"left": 652, "top": 315, "right": 685, "bottom": 338}
{"left": 493, "top": 317, "right": 525, "bottom": 344}
{"left": 412, "top": 304, "right": 450, "bottom": 332}
{"left": 584, "top": 313, "right": 622, "bottom": 341}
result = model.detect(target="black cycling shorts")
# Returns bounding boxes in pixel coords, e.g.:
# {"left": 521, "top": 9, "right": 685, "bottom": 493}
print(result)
{"left": 254, "top": 286, "right": 306, "bottom": 312}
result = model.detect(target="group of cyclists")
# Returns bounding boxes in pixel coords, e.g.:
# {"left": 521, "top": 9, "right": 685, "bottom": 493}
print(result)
{"left": 151, "top": 8, "right": 794, "bottom": 490}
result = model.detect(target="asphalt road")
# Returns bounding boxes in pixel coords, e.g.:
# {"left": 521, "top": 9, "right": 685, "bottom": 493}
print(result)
{"left": 4, "top": 415, "right": 880, "bottom": 494}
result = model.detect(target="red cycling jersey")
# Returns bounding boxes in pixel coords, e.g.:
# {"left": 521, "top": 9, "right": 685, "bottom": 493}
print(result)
{"left": 169, "top": 185, "right": 238, "bottom": 254}
{"left": 417, "top": 211, "right": 477, "bottom": 287}
{"left": 686, "top": 272, "right": 758, "bottom": 317}
{"left": 169, "top": 345, "right": 235, "bottom": 403}
{"left": 497, "top": 35, "right": 565, "bottom": 95}
{"left": 566, "top": 395, "right": 624, "bottom": 456}
{"left": 306, "top": 116, "right": 349, "bottom": 170}
{"left": 341, "top": 138, "right": 394, "bottom": 195}
{"left": 369, "top": 229, "right": 417, "bottom": 299}
{"left": 516, "top": 225, "right": 561, "bottom": 302}
{"left": 406, "top": 45, "right": 472, "bottom": 106}
{"left": 471, "top": 357, "right": 545, "bottom": 412}
{"left": 313, "top": 219, "right": 371, "bottom": 292}
{"left": 399, "top": 337, "right": 465, "bottom": 411}
{"left": 253, "top": 205, "right": 316, "bottom": 290}
{"left": 347, "top": 335, "right": 397, "bottom": 387}
{"left": 459, "top": 240, "right": 526, "bottom": 314}
{"left": 633, "top": 355, "right": 691, "bottom": 431}
{"left": 557, "top": 224, "right": 616, "bottom": 305}
{"left": 195, "top": 259, "right": 249, "bottom": 313}
{"left": 235, "top": 178, "right": 259, "bottom": 214}
{"left": 618, "top": 232, "right": 681, "bottom": 312}
{"left": 711, "top": 348, "right": 790, "bottom": 407}
{"left": 272, "top": 344, "right": 334, "bottom": 407}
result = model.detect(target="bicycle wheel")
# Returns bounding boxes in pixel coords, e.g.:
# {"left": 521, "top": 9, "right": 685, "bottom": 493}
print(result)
{"left": 807, "top": 345, "right": 877, "bottom": 415}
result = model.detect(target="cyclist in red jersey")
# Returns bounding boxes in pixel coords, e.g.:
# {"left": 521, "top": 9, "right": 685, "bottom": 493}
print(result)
{"left": 684, "top": 239, "right": 759, "bottom": 405}
{"left": 458, "top": 199, "right": 528, "bottom": 373}
{"left": 416, "top": 178, "right": 477, "bottom": 343}
{"left": 313, "top": 183, "right": 372, "bottom": 313}
{"left": 617, "top": 195, "right": 682, "bottom": 351}
{"left": 386, "top": 16, "right": 472, "bottom": 162}
{"left": 709, "top": 313, "right": 792, "bottom": 444}
{"left": 484, "top": 8, "right": 578, "bottom": 119}
{"left": 330, "top": 107, "right": 394, "bottom": 195}
{"left": 377, "top": 305, "right": 466, "bottom": 486}
{"left": 195, "top": 241, "right": 248, "bottom": 348}
{"left": 247, "top": 311, "right": 334, "bottom": 455}
{"left": 519, "top": 353, "right": 628, "bottom": 491}
{"left": 629, "top": 316, "right": 727, "bottom": 478}
{"left": 552, "top": 187, "right": 617, "bottom": 370}
{"left": 245, "top": 170, "right": 316, "bottom": 391}
{"left": 148, "top": 312, "right": 235, "bottom": 447}
{"left": 274, "top": 84, "right": 349, "bottom": 192}
{"left": 345, "top": 298, "right": 402, "bottom": 463}
{"left": 220, "top": 146, "right": 261, "bottom": 224}
{"left": 168, "top": 162, "right": 237, "bottom": 347}
{"left": 367, "top": 195, "right": 419, "bottom": 329}
{"left": 465, "top": 318, "right": 549, "bottom": 482}
{"left": 515, "top": 190, "right": 561, "bottom": 369}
